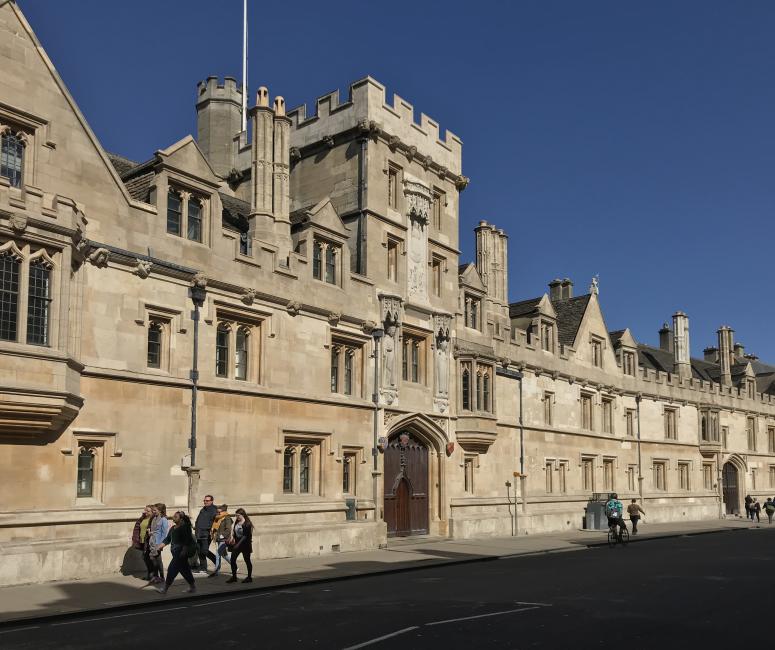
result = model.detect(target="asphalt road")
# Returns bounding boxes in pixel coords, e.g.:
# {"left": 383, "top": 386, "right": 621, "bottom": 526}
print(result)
{"left": 1, "top": 528, "right": 773, "bottom": 649}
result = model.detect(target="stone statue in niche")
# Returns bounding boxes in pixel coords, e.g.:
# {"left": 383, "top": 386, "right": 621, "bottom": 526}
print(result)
{"left": 407, "top": 216, "right": 427, "bottom": 299}
{"left": 435, "top": 335, "right": 449, "bottom": 396}
{"left": 383, "top": 324, "right": 397, "bottom": 388}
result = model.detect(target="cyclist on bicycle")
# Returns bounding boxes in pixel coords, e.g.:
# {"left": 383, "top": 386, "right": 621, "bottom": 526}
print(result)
{"left": 605, "top": 493, "right": 627, "bottom": 536}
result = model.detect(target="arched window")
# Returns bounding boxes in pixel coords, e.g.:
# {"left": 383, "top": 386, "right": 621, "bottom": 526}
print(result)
{"left": 167, "top": 190, "right": 182, "bottom": 235}
{"left": 461, "top": 364, "right": 471, "bottom": 411}
{"left": 187, "top": 197, "right": 202, "bottom": 242}
{"left": 0, "top": 131, "right": 25, "bottom": 188}
{"left": 312, "top": 241, "right": 323, "bottom": 280}
{"left": 77, "top": 446, "right": 95, "bottom": 498}
{"left": 147, "top": 321, "right": 163, "bottom": 368}
{"left": 344, "top": 349, "right": 353, "bottom": 396}
{"left": 215, "top": 323, "right": 230, "bottom": 377}
{"left": 283, "top": 447, "right": 295, "bottom": 493}
{"left": 476, "top": 370, "right": 483, "bottom": 411}
{"left": 701, "top": 415, "right": 707, "bottom": 441}
{"left": 330, "top": 345, "right": 340, "bottom": 392}
{"left": 235, "top": 327, "right": 248, "bottom": 380}
{"left": 0, "top": 251, "right": 20, "bottom": 342}
{"left": 300, "top": 447, "right": 312, "bottom": 493}
{"left": 482, "top": 370, "right": 491, "bottom": 412}
{"left": 325, "top": 245, "right": 336, "bottom": 284}
{"left": 26, "top": 258, "right": 52, "bottom": 346}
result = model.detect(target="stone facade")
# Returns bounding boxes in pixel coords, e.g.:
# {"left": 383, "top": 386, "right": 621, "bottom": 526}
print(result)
{"left": 2, "top": 0, "right": 775, "bottom": 586}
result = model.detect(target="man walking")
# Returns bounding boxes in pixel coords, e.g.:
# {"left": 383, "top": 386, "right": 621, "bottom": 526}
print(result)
{"left": 627, "top": 499, "right": 646, "bottom": 535}
{"left": 194, "top": 495, "right": 218, "bottom": 574}
{"left": 763, "top": 498, "right": 775, "bottom": 524}
{"left": 744, "top": 494, "right": 753, "bottom": 520}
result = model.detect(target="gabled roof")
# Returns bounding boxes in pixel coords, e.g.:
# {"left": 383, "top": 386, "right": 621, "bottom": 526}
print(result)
{"left": 610, "top": 328, "right": 637, "bottom": 348}
{"left": 459, "top": 263, "right": 486, "bottom": 293}
{"left": 637, "top": 343, "right": 719, "bottom": 382}
{"left": 220, "top": 192, "right": 251, "bottom": 231}
{"left": 551, "top": 294, "right": 591, "bottom": 348}
{"left": 509, "top": 297, "right": 541, "bottom": 319}
{"left": 106, "top": 152, "right": 140, "bottom": 177}
{"left": 290, "top": 197, "right": 350, "bottom": 238}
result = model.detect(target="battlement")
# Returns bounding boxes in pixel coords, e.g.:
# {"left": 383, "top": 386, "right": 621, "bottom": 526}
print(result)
{"left": 287, "top": 76, "right": 462, "bottom": 175}
{"left": 196, "top": 75, "right": 243, "bottom": 106}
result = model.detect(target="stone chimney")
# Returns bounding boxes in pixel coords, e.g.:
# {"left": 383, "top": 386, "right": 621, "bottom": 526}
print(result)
{"left": 548, "top": 278, "right": 562, "bottom": 301}
{"left": 659, "top": 323, "right": 673, "bottom": 352}
{"left": 672, "top": 311, "right": 691, "bottom": 379}
{"left": 251, "top": 87, "right": 273, "bottom": 217}
{"left": 717, "top": 326, "right": 734, "bottom": 385}
{"left": 560, "top": 278, "right": 573, "bottom": 300}
{"left": 733, "top": 342, "right": 745, "bottom": 359}
{"left": 196, "top": 76, "right": 244, "bottom": 177}
{"left": 704, "top": 347, "right": 718, "bottom": 363}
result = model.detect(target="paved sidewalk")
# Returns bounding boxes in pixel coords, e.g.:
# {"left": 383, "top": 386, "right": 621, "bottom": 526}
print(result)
{"left": 0, "top": 518, "right": 762, "bottom": 626}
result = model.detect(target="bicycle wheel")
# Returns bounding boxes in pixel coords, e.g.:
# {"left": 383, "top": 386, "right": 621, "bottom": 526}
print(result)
{"left": 619, "top": 527, "right": 629, "bottom": 546}
{"left": 607, "top": 528, "right": 617, "bottom": 548}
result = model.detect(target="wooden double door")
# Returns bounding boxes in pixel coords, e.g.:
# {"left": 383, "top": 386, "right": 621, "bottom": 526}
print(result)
{"left": 722, "top": 462, "right": 739, "bottom": 515}
{"left": 384, "top": 432, "right": 429, "bottom": 537}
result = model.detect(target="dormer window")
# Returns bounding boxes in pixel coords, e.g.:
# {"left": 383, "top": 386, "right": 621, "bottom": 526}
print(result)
{"left": 464, "top": 294, "right": 480, "bottom": 330}
{"left": 312, "top": 238, "right": 340, "bottom": 286}
{"left": 590, "top": 337, "right": 604, "bottom": 368}
{"left": 167, "top": 187, "right": 207, "bottom": 243}
{"left": 187, "top": 197, "right": 203, "bottom": 242}
{"left": 540, "top": 321, "right": 554, "bottom": 353}
{"left": 621, "top": 350, "right": 636, "bottom": 376}
{"left": 0, "top": 129, "right": 25, "bottom": 188}
{"left": 167, "top": 190, "right": 182, "bottom": 235}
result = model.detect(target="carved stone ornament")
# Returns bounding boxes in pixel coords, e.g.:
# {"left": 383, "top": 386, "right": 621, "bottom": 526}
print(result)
{"left": 241, "top": 288, "right": 257, "bottom": 305}
{"left": 192, "top": 272, "right": 208, "bottom": 288}
{"left": 388, "top": 135, "right": 400, "bottom": 152}
{"left": 289, "top": 147, "right": 302, "bottom": 162}
{"left": 327, "top": 311, "right": 341, "bottom": 326}
{"left": 434, "top": 397, "right": 449, "bottom": 414}
{"left": 286, "top": 300, "right": 302, "bottom": 317}
{"left": 422, "top": 154, "right": 433, "bottom": 171}
{"left": 357, "top": 119, "right": 379, "bottom": 138}
{"left": 361, "top": 320, "right": 377, "bottom": 335}
{"left": 134, "top": 259, "right": 152, "bottom": 279}
{"left": 500, "top": 356, "right": 512, "bottom": 369}
{"left": 322, "top": 135, "right": 335, "bottom": 149}
{"left": 455, "top": 176, "right": 470, "bottom": 192}
{"left": 404, "top": 180, "right": 432, "bottom": 224}
{"left": 9, "top": 212, "right": 27, "bottom": 233}
{"left": 379, "top": 294, "right": 403, "bottom": 327}
{"left": 405, "top": 145, "right": 417, "bottom": 162}
{"left": 384, "top": 410, "right": 401, "bottom": 427}
{"left": 446, "top": 441, "right": 455, "bottom": 457}
{"left": 87, "top": 247, "right": 110, "bottom": 268}
{"left": 437, "top": 166, "right": 448, "bottom": 181}
{"left": 433, "top": 313, "right": 452, "bottom": 339}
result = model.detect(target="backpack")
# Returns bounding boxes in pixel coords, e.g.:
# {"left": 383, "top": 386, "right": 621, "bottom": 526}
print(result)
{"left": 605, "top": 501, "right": 620, "bottom": 518}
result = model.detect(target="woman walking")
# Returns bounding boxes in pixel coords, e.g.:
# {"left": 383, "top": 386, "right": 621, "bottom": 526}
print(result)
{"left": 134, "top": 505, "right": 153, "bottom": 580}
{"left": 209, "top": 504, "right": 233, "bottom": 577}
{"left": 227, "top": 508, "right": 253, "bottom": 584}
{"left": 146, "top": 503, "right": 170, "bottom": 584}
{"left": 154, "top": 511, "right": 197, "bottom": 594}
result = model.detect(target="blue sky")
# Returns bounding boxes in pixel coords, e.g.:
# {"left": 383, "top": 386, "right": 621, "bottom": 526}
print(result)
{"left": 20, "top": 0, "right": 775, "bottom": 360}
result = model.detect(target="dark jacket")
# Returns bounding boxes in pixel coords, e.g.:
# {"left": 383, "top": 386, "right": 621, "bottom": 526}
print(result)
{"left": 195, "top": 504, "right": 218, "bottom": 538}
{"left": 162, "top": 522, "right": 195, "bottom": 553}
{"left": 230, "top": 521, "right": 253, "bottom": 554}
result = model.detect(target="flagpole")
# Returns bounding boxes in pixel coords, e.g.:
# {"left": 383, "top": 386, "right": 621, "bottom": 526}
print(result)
{"left": 241, "top": 0, "right": 248, "bottom": 133}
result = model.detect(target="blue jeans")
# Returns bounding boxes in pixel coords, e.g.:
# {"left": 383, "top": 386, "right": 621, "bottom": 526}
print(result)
{"left": 213, "top": 541, "right": 231, "bottom": 574}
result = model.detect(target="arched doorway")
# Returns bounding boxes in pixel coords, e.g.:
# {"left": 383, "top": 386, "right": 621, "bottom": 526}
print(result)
{"left": 722, "top": 462, "right": 739, "bottom": 515}
{"left": 384, "top": 431, "right": 429, "bottom": 537}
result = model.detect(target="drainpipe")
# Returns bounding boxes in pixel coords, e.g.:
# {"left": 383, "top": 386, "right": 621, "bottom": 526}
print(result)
{"left": 356, "top": 128, "right": 368, "bottom": 275}
{"left": 518, "top": 371, "right": 526, "bottom": 513}
{"left": 636, "top": 393, "right": 643, "bottom": 499}
{"left": 186, "top": 282, "right": 207, "bottom": 515}
{"left": 371, "top": 328, "right": 384, "bottom": 522}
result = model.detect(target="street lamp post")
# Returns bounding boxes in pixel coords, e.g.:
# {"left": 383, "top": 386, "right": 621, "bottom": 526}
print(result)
{"left": 186, "top": 282, "right": 206, "bottom": 516}
{"left": 497, "top": 365, "right": 525, "bottom": 515}
{"left": 371, "top": 328, "right": 384, "bottom": 522}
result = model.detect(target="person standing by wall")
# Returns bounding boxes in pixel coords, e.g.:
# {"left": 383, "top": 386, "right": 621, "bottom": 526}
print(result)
{"left": 154, "top": 511, "right": 197, "bottom": 594}
{"left": 744, "top": 494, "right": 753, "bottom": 520}
{"left": 147, "top": 503, "right": 170, "bottom": 584}
{"left": 194, "top": 495, "right": 218, "bottom": 574}
{"left": 226, "top": 508, "right": 253, "bottom": 584}
{"left": 133, "top": 505, "right": 153, "bottom": 579}
{"left": 209, "top": 504, "right": 233, "bottom": 577}
{"left": 627, "top": 499, "right": 646, "bottom": 535}
{"left": 763, "top": 498, "right": 775, "bottom": 524}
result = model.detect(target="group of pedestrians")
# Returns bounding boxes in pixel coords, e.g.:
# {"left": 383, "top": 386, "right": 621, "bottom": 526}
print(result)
{"left": 744, "top": 495, "right": 775, "bottom": 523}
{"left": 131, "top": 495, "right": 254, "bottom": 594}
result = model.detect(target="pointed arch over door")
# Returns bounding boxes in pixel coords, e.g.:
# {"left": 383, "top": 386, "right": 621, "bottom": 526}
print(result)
{"left": 384, "top": 431, "right": 429, "bottom": 537}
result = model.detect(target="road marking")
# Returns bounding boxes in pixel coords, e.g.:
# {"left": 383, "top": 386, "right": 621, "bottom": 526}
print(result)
{"left": 514, "top": 601, "right": 552, "bottom": 607}
{"left": 425, "top": 606, "right": 540, "bottom": 626}
{"left": 190, "top": 593, "right": 272, "bottom": 607}
{"left": 342, "top": 626, "right": 420, "bottom": 649}
{"left": 0, "top": 626, "right": 40, "bottom": 635}
{"left": 50, "top": 606, "right": 187, "bottom": 626}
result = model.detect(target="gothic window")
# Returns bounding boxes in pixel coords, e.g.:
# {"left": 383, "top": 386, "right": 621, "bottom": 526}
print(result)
{"left": 540, "top": 322, "right": 554, "bottom": 353}
{"left": 187, "top": 197, "right": 202, "bottom": 242}
{"left": 330, "top": 346, "right": 340, "bottom": 393}
{"left": 603, "top": 458, "right": 615, "bottom": 491}
{"left": 703, "top": 463, "right": 714, "bottom": 490}
{"left": 464, "top": 294, "right": 480, "bottom": 330}
{"left": 627, "top": 465, "right": 636, "bottom": 491}
{"left": 147, "top": 321, "right": 163, "bottom": 369}
{"left": 602, "top": 398, "right": 614, "bottom": 434}
{"left": 544, "top": 392, "right": 553, "bottom": 425}
{"left": 590, "top": 337, "right": 603, "bottom": 368}
{"left": 235, "top": 327, "right": 249, "bottom": 380}
{"left": 768, "top": 426, "right": 775, "bottom": 453}
{"left": 215, "top": 323, "right": 230, "bottom": 377}
{"left": 470, "top": 363, "right": 493, "bottom": 414}
{"left": 558, "top": 461, "right": 568, "bottom": 493}
{"left": 344, "top": 349, "right": 353, "bottom": 395}
{"left": 330, "top": 339, "right": 362, "bottom": 396}
{"left": 432, "top": 189, "right": 444, "bottom": 230}
{"left": 325, "top": 244, "right": 336, "bottom": 285}
{"left": 167, "top": 190, "right": 182, "bottom": 236}
{"left": 299, "top": 447, "right": 311, "bottom": 493}
{"left": 0, "top": 130, "right": 25, "bottom": 188}
{"left": 464, "top": 456, "right": 475, "bottom": 493}
{"left": 239, "top": 231, "right": 251, "bottom": 256}
{"left": 625, "top": 409, "right": 635, "bottom": 437}
{"left": 76, "top": 446, "right": 96, "bottom": 498}
{"left": 0, "top": 250, "right": 20, "bottom": 341}
{"left": 283, "top": 447, "right": 295, "bottom": 493}
{"left": 26, "top": 259, "right": 52, "bottom": 346}
{"left": 678, "top": 462, "right": 690, "bottom": 490}
{"left": 402, "top": 335, "right": 424, "bottom": 384}
{"left": 482, "top": 369, "right": 491, "bottom": 412}
{"left": 582, "top": 457, "right": 595, "bottom": 492}
{"left": 461, "top": 363, "right": 471, "bottom": 411}
{"left": 313, "top": 240, "right": 322, "bottom": 280}
{"left": 653, "top": 461, "right": 667, "bottom": 491}
{"left": 545, "top": 461, "right": 554, "bottom": 493}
